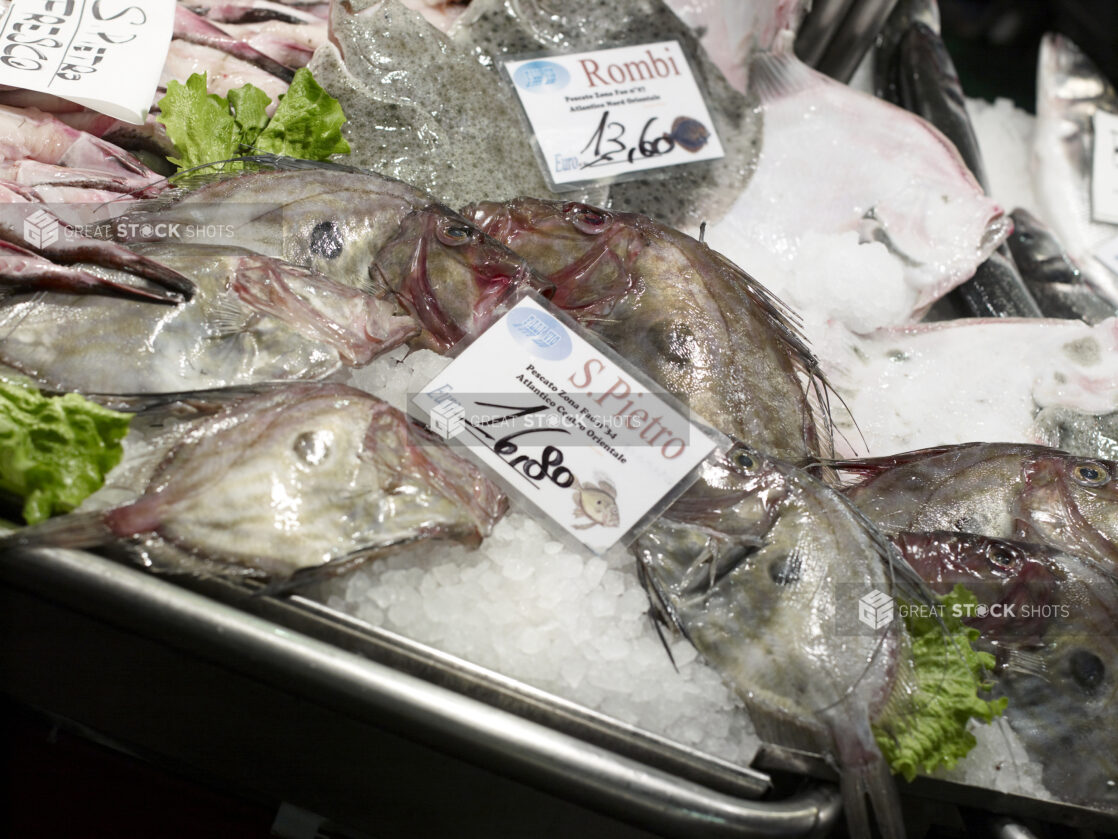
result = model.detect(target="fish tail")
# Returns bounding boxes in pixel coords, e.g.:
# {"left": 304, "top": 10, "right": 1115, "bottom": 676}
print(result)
{"left": 0, "top": 510, "right": 114, "bottom": 551}
{"left": 840, "top": 757, "right": 906, "bottom": 839}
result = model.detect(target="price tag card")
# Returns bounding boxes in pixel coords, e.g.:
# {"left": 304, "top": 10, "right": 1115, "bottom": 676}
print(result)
{"left": 0, "top": 0, "right": 175, "bottom": 124}
{"left": 410, "top": 296, "right": 718, "bottom": 555}
{"left": 503, "top": 40, "right": 725, "bottom": 190}
{"left": 1092, "top": 110, "right": 1118, "bottom": 224}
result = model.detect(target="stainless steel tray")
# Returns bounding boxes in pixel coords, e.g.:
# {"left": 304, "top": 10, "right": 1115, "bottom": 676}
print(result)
{"left": 2, "top": 545, "right": 1116, "bottom": 837}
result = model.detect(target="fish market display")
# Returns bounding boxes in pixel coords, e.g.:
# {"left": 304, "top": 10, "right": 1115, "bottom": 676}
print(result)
{"left": 2, "top": 0, "right": 1116, "bottom": 831}
{"left": 1033, "top": 33, "right": 1118, "bottom": 308}
{"left": 1, "top": 382, "right": 507, "bottom": 581}
{"left": 0, "top": 243, "right": 414, "bottom": 394}
{"left": 465, "top": 197, "right": 833, "bottom": 459}
{"left": 891, "top": 530, "right": 1118, "bottom": 813}
{"left": 632, "top": 442, "right": 922, "bottom": 839}
{"left": 832, "top": 442, "right": 1118, "bottom": 570}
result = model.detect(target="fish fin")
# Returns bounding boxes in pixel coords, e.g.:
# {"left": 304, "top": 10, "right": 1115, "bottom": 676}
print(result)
{"left": 839, "top": 758, "right": 906, "bottom": 839}
{"left": 0, "top": 510, "right": 113, "bottom": 551}
{"left": 749, "top": 49, "right": 823, "bottom": 104}
{"left": 823, "top": 443, "right": 990, "bottom": 480}
{"left": 739, "top": 692, "right": 832, "bottom": 758}
{"left": 207, "top": 290, "right": 258, "bottom": 335}
{"left": 1002, "top": 648, "right": 1048, "bottom": 678}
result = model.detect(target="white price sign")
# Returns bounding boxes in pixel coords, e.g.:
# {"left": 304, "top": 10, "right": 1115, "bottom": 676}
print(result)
{"left": 0, "top": 0, "right": 175, "bottom": 124}
{"left": 504, "top": 40, "right": 724, "bottom": 189}
{"left": 410, "top": 296, "right": 718, "bottom": 555}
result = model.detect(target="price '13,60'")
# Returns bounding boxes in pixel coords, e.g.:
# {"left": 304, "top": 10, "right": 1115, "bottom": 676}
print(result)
{"left": 580, "top": 110, "right": 675, "bottom": 169}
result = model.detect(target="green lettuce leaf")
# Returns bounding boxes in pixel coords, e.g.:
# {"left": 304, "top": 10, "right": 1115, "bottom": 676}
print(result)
{"left": 157, "top": 68, "right": 349, "bottom": 171}
{"left": 228, "top": 82, "right": 272, "bottom": 150}
{"left": 0, "top": 380, "right": 131, "bottom": 525}
{"left": 256, "top": 67, "right": 351, "bottom": 159}
{"left": 156, "top": 73, "right": 237, "bottom": 170}
{"left": 872, "top": 585, "right": 1008, "bottom": 782}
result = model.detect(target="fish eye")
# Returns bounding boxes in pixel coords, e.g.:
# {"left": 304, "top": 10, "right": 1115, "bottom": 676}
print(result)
{"left": 436, "top": 221, "right": 475, "bottom": 246}
{"left": 293, "top": 430, "right": 332, "bottom": 465}
{"left": 986, "top": 545, "right": 1019, "bottom": 572}
{"left": 1069, "top": 648, "right": 1105, "bottom": 691}
{"left": 1072, "top": 461, "right": 1110, "bottom": 487}
{"left": 563, "top": 203, "right": 611, "bottom": 234}
{"left": 732, "top": 449, "right": 756, "bottom": 471}
{"left": 768, "top": 557, "right": 800, "bottom": 585}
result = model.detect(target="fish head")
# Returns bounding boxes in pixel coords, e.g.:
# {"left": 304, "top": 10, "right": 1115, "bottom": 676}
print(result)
{"left": 635, "top": 443, "right": 792, "bottom": 611}
{"left": 370, "top": 204, "right": 550, "bottom": 352}
{"left": 1019, "top": 452, "right": 1118, "bottom": 566}
{"left": 890, "top": 531, "right": 1064, "bottom": 641}
{"left": 464, "top": 198, "right": 644, "bottom": 314}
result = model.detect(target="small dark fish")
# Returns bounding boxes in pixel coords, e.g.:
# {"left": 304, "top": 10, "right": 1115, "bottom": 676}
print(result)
{"left": 802, "top": 0, "right": 900, "bottom": 84}
{"left": 669, "top": 117, "right": 710, "bottom": 153}
{"left": 890, "top": 529, "right": 1118, "bottom": 814}
{"left": 1033, "top": 406, "right": 1118, "bottom": 463}
{"left": 831, "top": 442, "right": 1118, "bottom": 571}
{"left": 464, "top": 197, "right": 834, "bottom": 459}
{"left": 0, "top": 382, "right": 508, "bottom": 581}
{"left": 1008, "top": 208, "right": 1118, "bottom": 325}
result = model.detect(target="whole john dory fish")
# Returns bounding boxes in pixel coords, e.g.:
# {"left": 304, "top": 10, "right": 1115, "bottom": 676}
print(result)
{"left": 633, "top": 443, "right": 924, "bottom": 839}
{"left": 832, "top": 443, "right": 1118, "bottom": 571}
{"left": 0, "top": 382, "right": 508, "bottom": 581}
{"left": 1, "top": 165, "right": 542, "bottom": 394}
{"left": 462, "top": 198, "right": 833, "bottom": 459}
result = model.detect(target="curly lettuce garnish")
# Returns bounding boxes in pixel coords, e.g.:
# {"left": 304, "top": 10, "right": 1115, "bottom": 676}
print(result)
{"left": 157, "top": 68, "right": 350, "bottom": 171}
{"left": 0, "top": 380, "right": 130, "bottom": 525}
{"left": 872, "top": 585, "right": 1008, "bottom": 782}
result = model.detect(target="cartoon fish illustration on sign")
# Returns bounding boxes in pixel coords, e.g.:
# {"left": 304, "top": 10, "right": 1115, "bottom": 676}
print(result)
{"left": 572, "top": 477, "right": 620, "bottom": 529}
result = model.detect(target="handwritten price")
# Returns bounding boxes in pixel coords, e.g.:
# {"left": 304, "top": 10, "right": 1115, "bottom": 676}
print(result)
{"left": 471, "top": 402, "right": 575, "bottom": 488}
{"left": 580, "top": 110, "right": 675, "bottom": 169}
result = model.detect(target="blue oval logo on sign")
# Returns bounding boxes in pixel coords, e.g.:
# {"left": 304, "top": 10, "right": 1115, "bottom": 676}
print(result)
{"left": 512, "top": 61, "right": 570, "bottom": 93}
{"left": 506, "top": 306, "right": 572, "bottom": 361}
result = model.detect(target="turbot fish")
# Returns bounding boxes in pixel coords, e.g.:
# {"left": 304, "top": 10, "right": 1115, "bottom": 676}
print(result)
{"left": 450, "top": 0, "right": 760, "bottom": 231}
{"left": 873, "top": 0, "right": 1041, "bottom": 319}
{"left": 703, "top": 44, "right": 1009, "bottom": 328}
{"left": 0, "top": 381, "right": 508, "bottom": 581}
